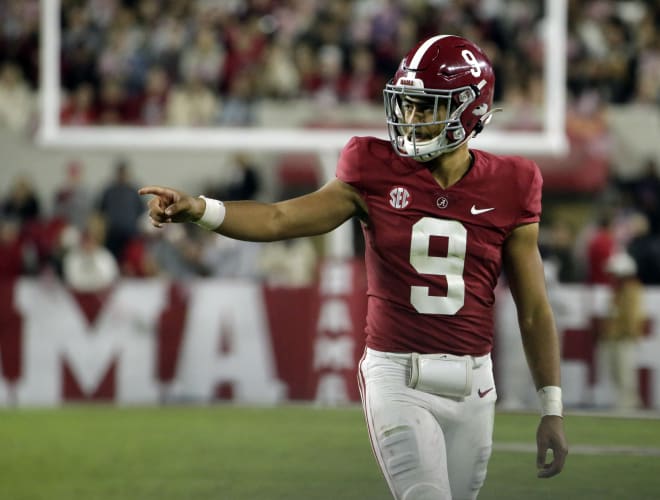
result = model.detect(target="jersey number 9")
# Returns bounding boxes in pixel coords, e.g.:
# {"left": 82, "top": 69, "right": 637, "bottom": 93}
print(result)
{"left": 409, "top": 218, "right": 467, "bottom": 315}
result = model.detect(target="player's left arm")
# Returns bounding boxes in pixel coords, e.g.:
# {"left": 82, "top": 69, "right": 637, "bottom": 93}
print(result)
{"left": 502, "top": 222, "right": 568, "bottom": 478}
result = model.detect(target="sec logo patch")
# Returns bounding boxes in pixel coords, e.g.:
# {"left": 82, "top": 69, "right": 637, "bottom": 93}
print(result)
{"left": 389, "top": 186, "right": 411, "bottom": 209}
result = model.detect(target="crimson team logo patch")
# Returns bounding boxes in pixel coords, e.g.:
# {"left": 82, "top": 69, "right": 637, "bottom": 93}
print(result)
{"left": 389, "top": 186, "right": 411, "bottom": 209}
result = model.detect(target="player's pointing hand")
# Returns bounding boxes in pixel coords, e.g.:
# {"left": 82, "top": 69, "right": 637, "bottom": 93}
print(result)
{"left": 138, "top": 186, "right": 205, "bottom": 227}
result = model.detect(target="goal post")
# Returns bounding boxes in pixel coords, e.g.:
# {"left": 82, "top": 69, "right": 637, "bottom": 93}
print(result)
{"left": 38, "top": 0, "right": 567, "bottom": 156}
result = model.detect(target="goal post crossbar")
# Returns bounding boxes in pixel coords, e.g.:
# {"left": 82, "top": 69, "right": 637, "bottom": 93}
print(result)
{"left": 37, "top": 0, "right": 567, "bottom": 156}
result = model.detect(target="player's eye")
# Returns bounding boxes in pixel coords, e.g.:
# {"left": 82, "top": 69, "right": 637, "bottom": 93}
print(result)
{"left": 401, "top": 102, "right": 415, "bottom": 114}
{"left": 402, "top": 98, "right": 435, "bottom": 114}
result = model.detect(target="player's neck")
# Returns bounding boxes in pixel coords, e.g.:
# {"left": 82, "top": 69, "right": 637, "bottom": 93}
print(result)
{"left": 427, "top": 144, "right": 473, "bottom": 189}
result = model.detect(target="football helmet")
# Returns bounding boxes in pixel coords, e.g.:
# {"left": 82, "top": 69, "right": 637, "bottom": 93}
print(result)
{"left": 384, "top": 35, "right": 496, "bottom": 162}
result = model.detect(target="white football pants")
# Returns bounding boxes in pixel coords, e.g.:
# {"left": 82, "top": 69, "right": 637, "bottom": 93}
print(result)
{"left": 358, "top": 348, "right": 497, "bottom": 500}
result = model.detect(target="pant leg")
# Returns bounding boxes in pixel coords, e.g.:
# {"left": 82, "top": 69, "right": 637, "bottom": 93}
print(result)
{"left": 596, "top": 340, "right": 617, "bottom": 406}
{"left": 441, "top": 356, "right": 496, "bottom": 500}
{"left": 359, "top": 350, "right": 452, "bottom": 500}
{"left": 612, "top": 340, "right": 641, "bottom": 409}
{"left": 358, "top": 350, "right": 496, "bottom": 500}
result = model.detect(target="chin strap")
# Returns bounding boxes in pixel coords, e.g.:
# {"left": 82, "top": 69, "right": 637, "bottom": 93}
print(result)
{"left": 400, "top": 107, "right": 503, "bottom": 161}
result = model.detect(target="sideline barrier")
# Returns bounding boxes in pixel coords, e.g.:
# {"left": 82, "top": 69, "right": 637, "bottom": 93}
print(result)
{"left": 0, "top": 269, "right": 658, "bottom": 409}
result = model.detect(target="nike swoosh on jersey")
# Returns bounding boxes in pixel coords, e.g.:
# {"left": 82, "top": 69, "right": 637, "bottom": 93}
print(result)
{"left": 470, "top": 205, "right": 495, "bottom": 215}
{"left": 478, "top": 387, "right": 494, "bottom": 398}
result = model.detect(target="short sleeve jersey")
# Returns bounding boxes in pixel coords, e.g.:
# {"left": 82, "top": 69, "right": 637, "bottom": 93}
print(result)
{"left": 336, "top": 137, "right": 542, "bottom": 355}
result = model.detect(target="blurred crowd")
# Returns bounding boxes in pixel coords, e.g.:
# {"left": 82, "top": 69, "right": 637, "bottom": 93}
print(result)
{"left": 539, "top": 156, "right": 660, "bottom": 286}
{"left": 2, "top": 149, "right": 658, "bottom": 291}
{"left": 0, "top": 0, "right": 658, "bottom": 129}
{"left": 0, "top": 0, "right": 659, "bottom": 291}
{"left": 0, "top": 154, "right": 320, "bottom": 291}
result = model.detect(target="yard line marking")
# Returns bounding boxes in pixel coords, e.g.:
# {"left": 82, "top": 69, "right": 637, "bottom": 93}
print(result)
{"left": 494, "top": 442, "right": 660, "bottom": 457}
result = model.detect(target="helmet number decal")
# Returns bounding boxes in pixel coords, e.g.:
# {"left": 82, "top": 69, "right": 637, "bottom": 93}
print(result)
{"left": 409, "top": 218, "right": 466, "bottom": 315}
{"left": 461, "top": 49, "right": 482, "bottom": 77}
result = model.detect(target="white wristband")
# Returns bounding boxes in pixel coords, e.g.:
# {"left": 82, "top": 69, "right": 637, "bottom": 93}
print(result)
{"left": 538, "top": 386, "right": 563, "bottom": 417}
{"left": 194, "top": 196, "right": 226, "bottom": 230}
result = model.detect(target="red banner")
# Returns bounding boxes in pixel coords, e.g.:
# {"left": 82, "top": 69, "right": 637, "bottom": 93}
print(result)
{"left": 0, "top": 270, "right": 658, "bottom": 409}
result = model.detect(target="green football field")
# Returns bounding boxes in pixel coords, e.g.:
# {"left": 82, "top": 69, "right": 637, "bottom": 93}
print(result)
{"left": 1, "top": 405, "right": 659, "bottom": 500}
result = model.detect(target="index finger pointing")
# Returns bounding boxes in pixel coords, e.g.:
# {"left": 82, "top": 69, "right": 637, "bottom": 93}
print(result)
{"left": 138, "top": 186, "right": 171, "bottom": 196}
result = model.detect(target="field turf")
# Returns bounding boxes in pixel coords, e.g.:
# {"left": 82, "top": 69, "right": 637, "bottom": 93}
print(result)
{"left": 1, "top": 405, "right": 659, "bottom": 500}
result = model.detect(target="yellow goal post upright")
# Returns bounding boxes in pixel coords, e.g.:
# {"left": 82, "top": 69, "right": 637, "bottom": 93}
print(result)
{"left": 37, "top": 0, "right": 567, "bottom": 258}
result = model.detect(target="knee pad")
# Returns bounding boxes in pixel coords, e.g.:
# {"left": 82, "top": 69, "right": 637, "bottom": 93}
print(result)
{"left": 380, "top": 425, "right": 419, "bottom": 477}
{"left": 380, "top": 426, "right": 452, "bottom": 500}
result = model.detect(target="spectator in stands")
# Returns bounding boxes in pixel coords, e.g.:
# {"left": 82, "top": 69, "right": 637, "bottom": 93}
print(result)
{"left": 259, "top": 39, "right": 301, "bottom": 99}
{"left": 146, "top": 14, "right": 187, "bottom": 78}
{"left": 568, "top": 5, "right": 637, "bottom": 103}
{"left": 166, "top": 75, "right": 219, "bottom": 127}
{"left": 221, "top": 16, "right": 267, "bottom": 93}
{"left": 96, "top": 26, "right": 134, "bottom": 86}
{"left": 1, "top": 174, "right": 43, "bottom": 274}
{"left": 0, "top": 218, "right": 26, "bottom": 279}
{"left": 539, "top": 218, "right": 578, "bottom": 283}
{"left": 120, "top": 215, "right": 161, "bottom": 278}
{"left": 86, "top": 0, "right": 117, "bottom": 29}
{"left": 60, "top": 83, "right": 97, "bottom": 126}
{"left": 627, "top": 212, "right": 660, "bottom": 285}
{"left": 341, "top": 45, "right": 385, "bottom": 104}
{"left": 216, "top": 70, "right": 256, "bottom": 126}
{"left": 310, "top": 44, "right": 345, "bottom": 107}
{"left": 635, "top": 6, "right": 660, "bottom": 103}
{"left": 179, "top": 25, "right": 225, "bottom": 89}
{"left": 1, "top": 174, "right": 40, "bottom": 223}
{"left": 293, "top": 42, "right": 321, "bottom": 97}
{"left": 632, "top": 157, "right": 660, "bottom": 235}
{"left": 96, "top": 158, "right": 145, "bottom": 260}
{"left": 367, "top": 1, "right": 410, "bottom": 76}
{"left": 198, "top": 230, "right": 262, "bottom": 280}
{"left": 97, "top": 6, "right": 147, "bottom": 92}
{"left": 53, "top": 160, "right": 91, "bottom": 231}
{"left": 196, "top": 154, "right": 263, "bottom": 278}
{"left": 97, "top": 77, "right": 130, "bottom": 125}
{"left": 0, "top": 0, "right": 40, "bottom": 89}
{"left": 135, "top": 66, "right": 170, "bottom": 125}
{"left": 599, "top": 17, "right": 637, "bottom": 103}
{"left": 61, "top": 4, "right": 91, "bottom": 46}
{"left": 62, "top": 212, "right": 119, "bottom": 292}
{"left": 61, "top": 3, "right": 102, "bottom": 62}
{"left": 211, "top": 153, "right": 261, "bottom": 202}
{"left": 585, "top": 209, "right": 617, "bottom": 284}
{"left": 258, "top": 238, "right": 318, "bottom": 287}
{"left": 598, "top": 251, "right": 645, "bottom": 410}
{"left": 0, "top": 61, "right": 35, "bottom": 132}
{"left": 145, "top": 223, "right": 205, "bottom": 279}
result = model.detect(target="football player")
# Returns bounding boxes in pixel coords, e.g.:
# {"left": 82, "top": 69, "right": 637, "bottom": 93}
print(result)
{"left": 140, "top": 35, "right": 568, "bottom": 499}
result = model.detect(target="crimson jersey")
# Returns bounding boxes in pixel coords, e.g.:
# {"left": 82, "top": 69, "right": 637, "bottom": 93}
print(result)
{"left": 336, "top": 136, "right": 542, "bottom": 355}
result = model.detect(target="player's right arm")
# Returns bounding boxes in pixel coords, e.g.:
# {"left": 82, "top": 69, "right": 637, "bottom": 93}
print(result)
{"left": 139, "top": 178, "right": 367, "bottom": 242}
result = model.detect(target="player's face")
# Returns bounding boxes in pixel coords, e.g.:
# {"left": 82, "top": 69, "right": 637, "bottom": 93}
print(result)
{"left": 400, "top": 96, "right": 447, "bottom": 141}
